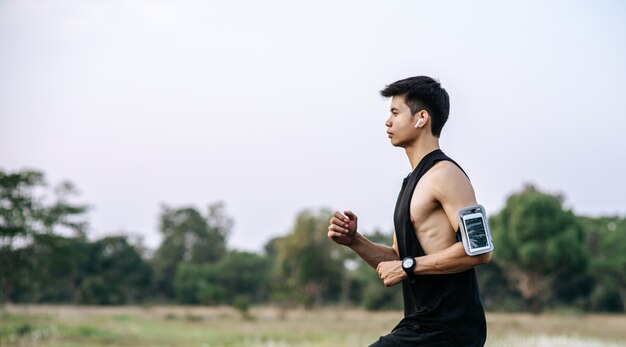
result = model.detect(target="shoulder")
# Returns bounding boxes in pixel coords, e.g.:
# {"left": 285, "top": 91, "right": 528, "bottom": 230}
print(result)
{"left": 426, "top": 160, "right": 475, "bottom": 202}
{"left": 428, "top": 160, "right": 468, "bottom": 184}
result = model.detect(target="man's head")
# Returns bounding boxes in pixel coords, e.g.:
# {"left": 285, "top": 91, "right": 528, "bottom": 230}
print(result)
{"left": 380, "top": 76, "right": 450, "bottom": 139}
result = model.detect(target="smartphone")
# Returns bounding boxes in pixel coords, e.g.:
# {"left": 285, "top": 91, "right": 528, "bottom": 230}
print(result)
{"left": 457, "top": 205, "right": 494, "bottom": 256}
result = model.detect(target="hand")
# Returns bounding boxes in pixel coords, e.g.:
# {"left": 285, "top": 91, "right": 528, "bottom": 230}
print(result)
{"left": 327, "top": 210, "right": 358, "bottom": 246}
{"left": 376, "top": 260, "right": 407, "bottom": 287}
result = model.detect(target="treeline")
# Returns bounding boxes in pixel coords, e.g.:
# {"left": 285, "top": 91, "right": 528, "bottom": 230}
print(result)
{"left": 0, "top": 169, "right": 624, "bottom": 313}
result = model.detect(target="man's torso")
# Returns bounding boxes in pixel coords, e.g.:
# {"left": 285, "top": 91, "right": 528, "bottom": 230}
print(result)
{"left": 408, "top": 160, "right": 473, "bottom": 254}
{"left": 392, "top": 149, "right": 486, "bottom": 347}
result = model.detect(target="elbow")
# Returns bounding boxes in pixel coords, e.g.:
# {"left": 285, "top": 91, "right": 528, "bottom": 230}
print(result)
{"left": 477, "top": 251, "right": 492, "bottom": 266}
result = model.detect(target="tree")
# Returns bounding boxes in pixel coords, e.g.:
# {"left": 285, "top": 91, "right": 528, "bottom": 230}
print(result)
{"left": 151, "top": 203, "right": 232, "bottom": 299}
{"left": 475, "top": 260, "right": 524, "bottom": 311}
{"left": 272, "top": 208, "right": 345, "bottom": 308}
{"left": 18, "top": 234, "right": 88, "bottom": 303}
{"left": 589, "top": 217, "right": 626, "bottom": 312}
{"left": 0, "top": 170, "right": 44, "bottom": 246}
{"left": 78, "top": 236, "right": 153, "bottom": 305}
{"left": 0, "top": 169, "right": 88, "bottom": 303}
{"left": 173, "top": 251, "right": 271, "bottom": 305}
{"left": 340, "top": 230, "right": 403, "bottom": 310}
{"left": 490, "top": 184, "right": 589, "bottom": 312}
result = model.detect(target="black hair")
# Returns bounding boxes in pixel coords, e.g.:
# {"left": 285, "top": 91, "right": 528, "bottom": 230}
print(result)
{"left": 380, "top": 76, "right": 450, "bottom": 137}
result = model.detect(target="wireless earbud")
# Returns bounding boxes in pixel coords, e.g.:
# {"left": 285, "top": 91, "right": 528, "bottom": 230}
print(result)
{"left": 415, "top": 119, "right": 425, "bottom": 128}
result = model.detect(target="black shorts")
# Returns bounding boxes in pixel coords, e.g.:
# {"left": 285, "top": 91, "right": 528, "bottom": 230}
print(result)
{"left": 369, "top": 324, "right": 461, "bottom": 347}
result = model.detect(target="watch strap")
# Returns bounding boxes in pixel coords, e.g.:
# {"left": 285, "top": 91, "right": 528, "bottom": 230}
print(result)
{"left": 402, "top": 257, "right": 415, "bottom": 277}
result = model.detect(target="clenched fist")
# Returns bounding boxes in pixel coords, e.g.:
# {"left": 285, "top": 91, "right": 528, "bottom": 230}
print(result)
{"left": 376, "top": 260, "right": 407, "bottom": 287}
{"left": 328, "top": 210, "right": 357, "bottom": 246}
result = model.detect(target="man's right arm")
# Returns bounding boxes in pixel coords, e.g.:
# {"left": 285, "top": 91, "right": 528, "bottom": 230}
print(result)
{"left": 349, "top": 232, "right": 400, "bottom": 269}
{"left": 328, "top": 211, "right": 399, "bottom": 269}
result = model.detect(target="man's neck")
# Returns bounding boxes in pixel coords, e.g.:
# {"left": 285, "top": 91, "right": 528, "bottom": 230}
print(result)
{"left": 404, "top": 136, "right": 441, "bottom": 170}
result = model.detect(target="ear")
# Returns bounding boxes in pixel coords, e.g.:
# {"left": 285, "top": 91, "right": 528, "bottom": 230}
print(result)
{"left": 415, "top": 110, "right": 430, "bottom": 128}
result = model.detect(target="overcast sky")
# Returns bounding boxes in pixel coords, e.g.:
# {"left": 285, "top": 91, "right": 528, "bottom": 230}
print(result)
{"left": 1, "top": 0, "right": 625, "bottom": 252}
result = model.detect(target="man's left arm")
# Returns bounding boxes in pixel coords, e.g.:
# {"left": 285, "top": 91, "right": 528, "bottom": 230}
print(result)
{"left": 412, "top": 162, "right": 492, "bottom": 274}
{"left": 376, "top": 162, "right": 492, "bottom": 286}
{"left": 411, "top": 241, "right": 491, "bottom": 275}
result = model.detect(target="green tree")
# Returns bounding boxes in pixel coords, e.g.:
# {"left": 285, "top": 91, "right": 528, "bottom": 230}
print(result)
{"left": 0, "top": 169, "right": 88, "bottom": 303}
{"left": 152, "top": 203, "right": 232, "bottom": 299}
{"left": 272, "top": 209, "right": 345, "bottom": 308}
{"left": 0, "top": 170, "right": 44, "bottom": 245}
{"left": 342, "top": 230, "right": 403, "bottom": 310}
{"left": 475, "top": 261, "right": 524, "bottom": 311}
{"left": 589, "top": 217, "right": 626, "bottom": 312}
{"left": 0, "top": 170, "right": 45, "bottom": 302}
{"left": 213, "top": 250, "right": 271, "bottom": 303}
{"left": 490, "top": 184, "right": 589, "bottom": 312}
{"left": 78, "top": 236, "right": 153, "bottom": 305}
{"left": 173, "top": 262, "right": 223, "bottom": 304}
{"left": 18, "top": 234, "right": 88, "bottom": 303}
{"left": 173, "top": 251, "right": 270, "bottom": 305}
{"left": 578, "top": 216, "right": 623, "bottom": 311}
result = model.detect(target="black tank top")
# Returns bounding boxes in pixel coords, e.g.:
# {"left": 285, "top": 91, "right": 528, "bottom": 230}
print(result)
{"left": 393, "top": 149, "right": 486, "bottom": 346}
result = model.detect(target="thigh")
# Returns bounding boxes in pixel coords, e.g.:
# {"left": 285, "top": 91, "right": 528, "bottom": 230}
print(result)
{"left": 369, "top": 324, "right": 461, "bottom": 347}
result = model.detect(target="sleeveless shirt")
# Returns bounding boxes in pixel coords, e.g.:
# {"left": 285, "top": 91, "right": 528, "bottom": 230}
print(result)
{"left": 393, "top": 149, "right": 486, "bottom": 346}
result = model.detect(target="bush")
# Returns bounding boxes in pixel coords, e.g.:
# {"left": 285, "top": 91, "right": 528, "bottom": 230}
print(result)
{"left": 363, "top": 283, "right": 402, "bottom": 311}
{"left": 233, "top": 295, "right": 252, "bottom": 320}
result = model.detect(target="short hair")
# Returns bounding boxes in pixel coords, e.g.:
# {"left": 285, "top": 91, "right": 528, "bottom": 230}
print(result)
{"left": 380, "top": 76, "right": 450, "bottom": 137}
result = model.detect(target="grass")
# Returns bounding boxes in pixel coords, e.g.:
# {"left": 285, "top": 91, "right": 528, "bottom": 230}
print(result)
{"left": 1, "top": 305, "right": 625, "bottom": 346}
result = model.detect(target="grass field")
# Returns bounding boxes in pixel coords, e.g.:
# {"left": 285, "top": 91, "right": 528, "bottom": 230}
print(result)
{"left": 1, "top": 305, "right": 626, "bottom": 347}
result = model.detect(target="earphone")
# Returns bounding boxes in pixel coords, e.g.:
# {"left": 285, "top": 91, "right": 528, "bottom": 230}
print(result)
{"left": 415, "top": 119, "right": 425, "bottom": 128}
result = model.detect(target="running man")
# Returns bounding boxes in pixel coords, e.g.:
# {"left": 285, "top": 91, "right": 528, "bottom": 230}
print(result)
{"left": 328, "top": 76, "right": 492, "bottom": 346}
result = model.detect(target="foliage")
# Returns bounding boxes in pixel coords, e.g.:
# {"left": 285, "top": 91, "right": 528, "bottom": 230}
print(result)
{"left": 78, "top": 236, "right": 153, "bottom": 305}
{"left": 2, "top": 167, "right": 626, "bottom": 314}
{"left": 588, "top": 216, "right": 626, "bottom": 311}
{"left": 152, "top": 203, "right": 232, "bottom": 299}
{"left": 174, "top": 251, "right": 271, "bottom": 305}
{"left": 344, "top": 230, "right": 403, "bottom": 310}
{"left": 0, "top": 169, "right": 152, "bottom": 305}
{"left": 17, "top": 234, "right": 88, "bottom": 303}
{"left": 0, "top": 169, "right": 89, "bottom": 303}
{"left": 271, "top": 209, "right": 346, "bottom": 308}
{"left": 233, "top": 295, "right": 252, "bottom": 319}
{"left": 490, "top": 184, "right": 589, "bottom": 312}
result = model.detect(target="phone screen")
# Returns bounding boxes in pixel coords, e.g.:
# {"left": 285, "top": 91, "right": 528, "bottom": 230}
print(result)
{"left": 463, "top": 214, "right": 489, "bottom": 250}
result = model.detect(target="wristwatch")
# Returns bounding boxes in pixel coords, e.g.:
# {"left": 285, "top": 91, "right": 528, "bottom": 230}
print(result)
{"left": 401, "top": 257, "right": 416, "bottom": 277}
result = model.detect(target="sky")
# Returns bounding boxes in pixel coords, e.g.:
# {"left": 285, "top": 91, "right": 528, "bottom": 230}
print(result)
{"left": 1, "top": 0, "right": 625, "bottom": 252}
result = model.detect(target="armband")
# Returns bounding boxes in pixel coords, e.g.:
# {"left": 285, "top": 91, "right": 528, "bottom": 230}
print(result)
{"left": 457, "top": 204, "right": 494, "bottom": 256}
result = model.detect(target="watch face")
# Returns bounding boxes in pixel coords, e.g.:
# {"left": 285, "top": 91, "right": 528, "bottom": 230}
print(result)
{"left": 402, "top": 258, "right": 414, "bottom": 268}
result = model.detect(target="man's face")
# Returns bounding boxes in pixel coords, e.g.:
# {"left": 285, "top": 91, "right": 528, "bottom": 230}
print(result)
{"left": 385, "top": 95, "right": 419, "bottom": 148}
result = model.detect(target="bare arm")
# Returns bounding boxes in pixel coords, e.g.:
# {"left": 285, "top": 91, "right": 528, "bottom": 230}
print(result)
{"left": 377, "top": 240, "right": 491, "bottom": 286}
{"left": 413, "top": 242, "right": 492, "bottom": 274}
{"left": 349, "top": 232, "right": 399, "bottom": 269}
{"left": 376, "top": 162, "right": 492, "bottom": 286}
{"left": 327, "top": 211, "right": 399, "bottom": 269}
{"left": 409, "top": 161, "right": 492, "bottom": 274}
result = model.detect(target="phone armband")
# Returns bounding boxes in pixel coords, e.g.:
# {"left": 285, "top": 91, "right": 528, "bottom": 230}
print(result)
{"left": 457, "top": 204, "right": 494, "bottom": 256}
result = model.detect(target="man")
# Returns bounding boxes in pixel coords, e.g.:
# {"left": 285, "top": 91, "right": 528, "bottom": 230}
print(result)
{"left": 328, "top": 76, "right": 491, "bottom": 346}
